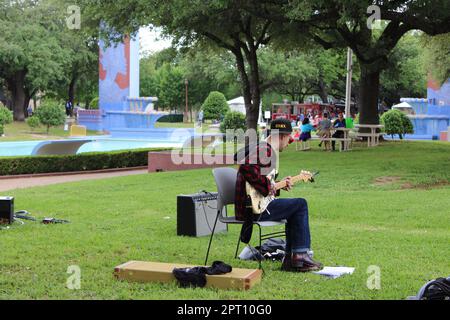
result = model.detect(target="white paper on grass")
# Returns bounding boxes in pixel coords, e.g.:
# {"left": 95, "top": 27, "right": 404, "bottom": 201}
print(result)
{"left": 313, "top": 267, "right": 355, "bottom": 279}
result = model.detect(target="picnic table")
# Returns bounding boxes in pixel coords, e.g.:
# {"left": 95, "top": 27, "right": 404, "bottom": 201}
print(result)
{"left": 332, "top": 127, "right": 353, "bottom": 151}
{"left": 354, "top": 124, "right": 384, "bottom": 147}
{"left": 318, "top": 127, "right": 352, "bottom": 152}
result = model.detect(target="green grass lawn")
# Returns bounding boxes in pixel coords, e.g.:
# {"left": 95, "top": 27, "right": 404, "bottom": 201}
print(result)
{"left": 0, "top": 140, "right": 449, "bottom": 299}
{"left": 1, "top": 121, "right": 103, "bottom": 142}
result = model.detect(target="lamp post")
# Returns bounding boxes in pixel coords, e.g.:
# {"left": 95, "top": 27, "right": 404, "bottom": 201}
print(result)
{"left": 345, "top": 48, "right": 353, "bottom": 118}
{"left": 185, "top": 78, "right": 189, "bottom": 123}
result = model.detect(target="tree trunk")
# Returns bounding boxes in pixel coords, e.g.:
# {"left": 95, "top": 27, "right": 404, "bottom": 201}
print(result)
{"left": 317, "top": 78, "right": 328, "bottom": 103}
{"left": 68, "top": 76, "right": 77, "bottom": 117}
{"left": 246, "top": 47, "right": 261, "bottom": 131}
{"left": 6, "top": 70, "right": 27, "bottom": 121}
{"left": 233, "top": 48, "right": 255, "bottom": 130}
{"left": 359, "top": 64, "right": 381, "bottom": 125}
{"left": 68, "top": 78, "right": 76, "bottom": 106}
{"left": 23, "top": 95, "right": 31, "bottom": 118}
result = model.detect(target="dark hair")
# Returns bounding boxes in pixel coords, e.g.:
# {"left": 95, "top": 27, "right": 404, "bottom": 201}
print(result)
{"left": 302, "top": 118, "right": 310, "bottom": 125}
{"left": 323, "top": 113, "right": 328, "bottom": 118}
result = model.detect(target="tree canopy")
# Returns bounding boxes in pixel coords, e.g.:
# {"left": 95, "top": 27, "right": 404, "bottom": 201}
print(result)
{"left": 0, "top": 0, "right": 99, "bottom": 120}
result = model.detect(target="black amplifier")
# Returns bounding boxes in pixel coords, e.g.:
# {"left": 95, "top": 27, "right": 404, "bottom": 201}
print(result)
{"left": 177, "top": 192, "right": 227, "bottom": 237}
{"left": 0, "top": 196, "right": 14, "bottom": 225}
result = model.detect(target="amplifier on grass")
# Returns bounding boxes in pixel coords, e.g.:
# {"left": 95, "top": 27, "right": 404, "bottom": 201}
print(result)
{"left": 177, "top": 192, "right": 227, "bottom": 237}
{"left": 0, "top": 196, "right": 14, "bottom": 225}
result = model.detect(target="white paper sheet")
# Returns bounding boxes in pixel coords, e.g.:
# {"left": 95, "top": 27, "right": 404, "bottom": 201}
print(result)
{"left": 313, "top": 266, "right": 355, "bottom": 279}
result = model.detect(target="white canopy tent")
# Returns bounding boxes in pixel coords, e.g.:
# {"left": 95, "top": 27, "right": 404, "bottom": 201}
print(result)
{"left": 227, "top": 96, "right": 264, "bottom": 124}
{"left": 392, "top": 102, "right": 415, "bottom": 115}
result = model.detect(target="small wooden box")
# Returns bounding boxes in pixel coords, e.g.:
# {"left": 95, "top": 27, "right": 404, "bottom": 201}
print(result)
{"left": 114, "top": 261, "right": 262, "bottom": 291}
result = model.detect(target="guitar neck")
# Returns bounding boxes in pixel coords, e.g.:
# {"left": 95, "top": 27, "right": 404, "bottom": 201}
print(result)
{"left": 274, "top": 174, "right": 306, "bottom": 190}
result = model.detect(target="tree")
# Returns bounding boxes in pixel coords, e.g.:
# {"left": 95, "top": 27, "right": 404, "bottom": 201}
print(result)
{"left": 255, "top": 0, "right": 450, "bottom": 124}
{"left": 379, "top": 32, "right": 427, "bottom": 107}
{"left": 201, "top": 91, "right": 230, "bottom": 120}
{"left": 158, "top": 64, "right": 185, "bottom": 112}
{"left": 178, "top": 47, "right": 241, "bottom": 110}
{"left": 50, "top": 31, "right": 99, "bottom": 109}
{"left": 259, "top": 47, "right": 347, "bottom": 103}
{"left": 87, "top": 0, "right": 275, "bottom": 130}
{"left": 0, "top": 0, "right": 69, "bottom": 121}
{"left": 35, "top": 100, "right": 66, "bottom": 133}
{"left": 421, "top": 33, "right": 450, "bottom": 85}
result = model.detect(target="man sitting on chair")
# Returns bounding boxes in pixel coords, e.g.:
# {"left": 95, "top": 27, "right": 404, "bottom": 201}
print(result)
{"left": 234, "top": 118, "right": 323, "bottom": 272}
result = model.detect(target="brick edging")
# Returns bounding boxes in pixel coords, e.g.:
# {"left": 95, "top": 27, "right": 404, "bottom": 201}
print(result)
{"left": 0, "top": 166, "right": 148, "bottom": 180}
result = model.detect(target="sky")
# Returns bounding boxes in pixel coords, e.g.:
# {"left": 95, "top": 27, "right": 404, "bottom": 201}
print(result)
{"left": 139, "top": 26, "right": 172, "bottom": 57}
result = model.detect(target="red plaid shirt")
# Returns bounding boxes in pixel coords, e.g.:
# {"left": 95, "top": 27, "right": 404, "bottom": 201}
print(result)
{"left": 234, "top": 142, "right": 278, "bottom": 221}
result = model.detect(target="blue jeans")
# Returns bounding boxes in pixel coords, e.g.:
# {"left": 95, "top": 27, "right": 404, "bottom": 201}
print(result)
{"left": 259, "top": 198, "right": 311, "bottom": 254}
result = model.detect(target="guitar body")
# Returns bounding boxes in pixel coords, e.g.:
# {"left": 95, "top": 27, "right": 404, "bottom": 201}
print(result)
{"left": 245, "top": 170, "right": 316, "bottom": 214}
{"left": 245, "top": 182, "right": 275, "bottom": 214}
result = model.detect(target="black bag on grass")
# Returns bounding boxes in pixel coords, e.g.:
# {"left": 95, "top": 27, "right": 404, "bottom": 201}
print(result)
{"left": 409, "top": 277, "right": 450, "bottom": 300}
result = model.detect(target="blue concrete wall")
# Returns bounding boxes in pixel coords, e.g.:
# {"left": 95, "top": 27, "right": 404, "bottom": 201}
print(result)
{"left": 427, "top": 79, "right": 450, "bottom": 116}
{"left": 401, "top": 78, "right": 450, "bottom": 139}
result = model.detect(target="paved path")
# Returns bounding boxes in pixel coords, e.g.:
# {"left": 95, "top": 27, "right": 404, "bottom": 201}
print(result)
{"left": 0, "top": 169, "right": 148, "bottom": 192}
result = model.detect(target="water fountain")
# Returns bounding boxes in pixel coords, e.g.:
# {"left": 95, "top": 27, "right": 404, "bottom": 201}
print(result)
{"left": 400, "top": 78, "right": 450, "bottom": 141}
{"left": 78, "top": 33, "right": 194, "bottom": 142}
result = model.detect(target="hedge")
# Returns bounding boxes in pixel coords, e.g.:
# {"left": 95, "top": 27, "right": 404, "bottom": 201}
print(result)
{"left": 157, "top": 114, "right": 184, "bottom": 123}
{"left": 0, "top": 148, "right": 168, "bottom": 176}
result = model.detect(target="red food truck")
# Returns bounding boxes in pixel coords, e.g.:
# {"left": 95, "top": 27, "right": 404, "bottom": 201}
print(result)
{"left": 271, "top": 102, "right": 336, "bottom": 122}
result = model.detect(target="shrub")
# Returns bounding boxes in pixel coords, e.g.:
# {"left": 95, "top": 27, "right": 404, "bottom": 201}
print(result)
{"left": 0, "top": 105, "right": 13, "bottom": 135}
{"left": 35, "top": 100, "right": 66, "bottom": 133}
{"left": 220, "top": 111, "right": 246, "bottom": 133}
{"left": 26, "top": 116, "right": 41, "bottom": 131}
{"left": 380, "top": 109, "right": 414, "bottom": 139}
{"left": 201, "top": 91, "right": 230, "bottom": 120}
{"left": 90, "top": 97, "right": 99, "bottom": 109}
{"left": 220, "top": 111, "right": 247, "bottom": 143}
{"left": 157, "top": 114, "right": 184, "bottom": 123}
{"left": 0, "top": 148, "right": 168, "bottom": 176}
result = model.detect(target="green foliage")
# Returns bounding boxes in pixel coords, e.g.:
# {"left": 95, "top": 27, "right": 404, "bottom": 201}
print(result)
{"left": 201, "top": 91, "right": 229, "bottom": 120}
{"left": 26, "top": 116, "right": 41, "bottom": 131}
{"left": 157, "top": 114, "right": 184, "bottom": 123}
{"left": 0, "top": 1, "right": 99, "bottom": 120}
{"left": 179, "top": 48, "right": 241, "bottom": 109}
{"left": 260, "top": 47, "right": 346, "bottom": 103}
{"left": 158, "top": 64, "right": 185, "bottom": 111}
{"left": 90, "top": 97, "right": 99, "bottom": 110}
{"left": 0, "top": 105, "right": 13, "bottom": 136}
{"left": 380, "top": 32, "right": 427, "bottom": 107}
{"left": 381, "top": 109, "right": 414, "bottom": 139}
{"left": 421, "top": 33, "right": 450, "bottom": 85}
{"left": 35, "top": 100, "right": 66, "bottom": 133}
{"left": 0, "top": 105, "right": 13, "bottom": 126}
{"left": 0, "top": 149, "right": 156, "bottom": 176}
{"left": 220, "top": 111, "right": 246, "bottom": 133}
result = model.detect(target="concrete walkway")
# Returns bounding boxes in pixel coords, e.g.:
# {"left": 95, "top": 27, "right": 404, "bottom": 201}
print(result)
{"left": 0, "top": 168, "right": 148, "bottom": 192}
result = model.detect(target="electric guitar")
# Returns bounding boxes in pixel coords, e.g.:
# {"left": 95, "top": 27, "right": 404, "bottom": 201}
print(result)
{"left": 246, "top": 170, "right": 317, "bottom": 214}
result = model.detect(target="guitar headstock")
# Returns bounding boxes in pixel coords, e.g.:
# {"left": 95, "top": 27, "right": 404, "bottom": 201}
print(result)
{"left": 298, "top": 170, "right": 315, "bottom": 182}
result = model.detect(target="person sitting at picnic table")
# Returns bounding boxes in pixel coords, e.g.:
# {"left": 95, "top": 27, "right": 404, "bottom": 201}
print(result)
{"left": 331, "top": 112, "right": 346, "bottom": 151}
{"left": 318, "top": 113, "right": 332, "bottom": 149}
{"left": 299, "top": 117, "right": 314, "bottom": 142}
